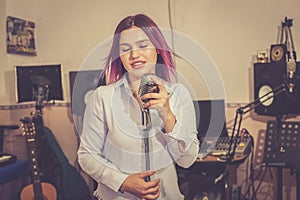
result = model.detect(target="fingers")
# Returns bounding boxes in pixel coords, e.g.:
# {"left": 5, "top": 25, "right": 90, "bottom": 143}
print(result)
{"left": 146, "top": 178, "right": 160, "bottom": 190}
{"left": 141, "top": 93, "right": 160, "bottom": 102}
{"left": 121, "top": 171, "right": 160, "bottom": 199}
{"left": 140, "top": 170, "right": 156, "bottom": 178}
{"left": 141, "top": 179, "right": 161, "bottom": 200}
{"left": 142, "top": 94, "right": 168, "bottom": 110}
{"left": 150, "top": 75, "right": 163, "bottom": 85}
{"left": 151, "top": 77, "right": 166, "bottom": 94}
{"left": 140, "top": 75, "right": 167, "bottom": 97}
{"left": 142, "top": 189, "right": 161, "bottom": 200}
{"left": 140, "top": 83, "right": 168, "bottom": 108}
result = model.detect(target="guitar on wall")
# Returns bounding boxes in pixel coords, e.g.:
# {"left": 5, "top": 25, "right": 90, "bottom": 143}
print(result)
{"left": 20, "top": 113, "right": 57, "bottom": 200}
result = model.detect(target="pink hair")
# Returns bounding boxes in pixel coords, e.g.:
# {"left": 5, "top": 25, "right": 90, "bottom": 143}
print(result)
{"left": 101, "top": 14, "right": 176, "bottom": 84}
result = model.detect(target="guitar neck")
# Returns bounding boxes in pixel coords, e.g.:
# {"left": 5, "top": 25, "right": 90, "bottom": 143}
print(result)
{"left": 21, "top": 114, "right": 45, "bottom": 199}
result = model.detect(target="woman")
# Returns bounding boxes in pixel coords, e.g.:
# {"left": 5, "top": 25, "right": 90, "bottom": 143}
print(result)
{"left": 78, "top": 14, "right": 199, "bottom": 200}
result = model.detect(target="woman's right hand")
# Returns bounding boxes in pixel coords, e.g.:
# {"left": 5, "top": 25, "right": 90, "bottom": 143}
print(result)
{"left": 119, "top": 171, "right": 160, "bottom": 199}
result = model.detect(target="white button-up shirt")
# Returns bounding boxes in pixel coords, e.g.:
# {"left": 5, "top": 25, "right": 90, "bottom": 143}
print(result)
{"left": 78, "top": 75, "right": 199, "bottom": 200}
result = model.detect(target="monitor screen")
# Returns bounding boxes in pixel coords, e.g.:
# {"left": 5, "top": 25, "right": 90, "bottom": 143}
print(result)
{"left": 69, "top": 70, "right": 103, "bottom": 116}
{"left": 15, "top": 64, "right": 63, "bottom": 103}
{"left": 193, "top": 99, "right": 228, "bottom": 138}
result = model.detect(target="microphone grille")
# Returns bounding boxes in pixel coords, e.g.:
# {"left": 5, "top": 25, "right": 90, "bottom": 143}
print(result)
{"left": 138, "top": 73, "right": 159, "bottom": 97}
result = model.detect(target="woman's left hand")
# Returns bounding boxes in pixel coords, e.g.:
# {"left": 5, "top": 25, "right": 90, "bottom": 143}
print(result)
{"left": 140, "top": 77, "right": 176, "bottom": 133}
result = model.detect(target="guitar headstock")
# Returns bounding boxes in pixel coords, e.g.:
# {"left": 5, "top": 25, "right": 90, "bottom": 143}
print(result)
{"left": 20, "top": 117, "right": 36, "bottom": 139}
{"left": 20, "top": 113, "right": 43, "bottom": 139}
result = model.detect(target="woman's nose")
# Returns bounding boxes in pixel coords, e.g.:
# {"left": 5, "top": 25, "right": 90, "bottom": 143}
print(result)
{"left": 130, "top": 48, "right": 140, "bottom": 59}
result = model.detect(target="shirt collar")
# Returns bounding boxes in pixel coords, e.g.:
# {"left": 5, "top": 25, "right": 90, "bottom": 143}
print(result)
{"left": 114, "top": 74, "right": 132, "bottom": 94}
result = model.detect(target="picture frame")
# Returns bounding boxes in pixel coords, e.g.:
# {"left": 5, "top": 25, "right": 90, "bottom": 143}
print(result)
{"left": 6, "top": 16, "right": 37, "bottom": 56}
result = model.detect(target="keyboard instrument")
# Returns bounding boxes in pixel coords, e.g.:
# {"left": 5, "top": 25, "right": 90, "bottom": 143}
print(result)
{"left": 199, "top": 136, "right": 252, "bottom": 157}
{"left": 0, "top": 153, "right": 17, "bottom": 167}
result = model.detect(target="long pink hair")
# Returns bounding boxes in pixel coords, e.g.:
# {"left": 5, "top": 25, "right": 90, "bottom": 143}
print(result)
{"left": 101, "top": 14, "right": 176, "bottom": 84}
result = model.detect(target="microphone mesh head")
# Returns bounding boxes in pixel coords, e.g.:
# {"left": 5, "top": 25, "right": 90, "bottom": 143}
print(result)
{"left": 138, "top": 73, "right": 159, "bottom": 100}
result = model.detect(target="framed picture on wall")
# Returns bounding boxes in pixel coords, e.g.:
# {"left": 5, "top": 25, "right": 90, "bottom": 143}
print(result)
{"left": 6, "top": 16, "right": 37, "bottom": 56}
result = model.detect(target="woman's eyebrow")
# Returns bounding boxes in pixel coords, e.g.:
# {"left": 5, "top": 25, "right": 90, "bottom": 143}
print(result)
{"left": 119, "top": 43, "right": 130, "bottom": 47}
{"left": 120, "top": 39, "right": 150, "bottom": 46}
{"left": 136, "top": 39, "right": 150, "bottom": 44}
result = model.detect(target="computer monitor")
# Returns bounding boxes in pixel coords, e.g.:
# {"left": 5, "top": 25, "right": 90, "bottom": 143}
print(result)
{"left": 193, "top": 99, "right": 228, "bottom": 139}
{"left": 69, "top": 70, "right": 104, "bottom": 117}
{"left": 15, "top": 64, "right": 63, "bottom": 103}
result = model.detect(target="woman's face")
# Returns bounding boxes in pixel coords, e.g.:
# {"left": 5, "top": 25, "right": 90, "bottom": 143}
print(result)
{"left": 119, "top": 26, "right": 158, "bottom": 82}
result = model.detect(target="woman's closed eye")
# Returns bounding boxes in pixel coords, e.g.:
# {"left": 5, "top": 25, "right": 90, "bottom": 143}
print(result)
{"left": 139, "top": 43, "right": 148, "bottom": 49}
{"left": 120, "top": 45, "right": 131, "bottom": 53}
{"left": 138, "top": 40, "right": 152, "bottom": 49}
{"left": 119, "top": 39, "right": 153, "bottom": 54}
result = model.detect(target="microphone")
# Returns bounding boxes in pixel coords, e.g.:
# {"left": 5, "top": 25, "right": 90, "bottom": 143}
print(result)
{"left": 31, "top": 75, "right": 50, "bottom": 111}
{"left": 286, "top": 59, "right": 297, "bottom": 93}
{"left": 138, "top": 73, "right": 159, "bottom": 182}
{"left": 36, "top": 86, "right": 45, "bottom": 106}
{"left": 138, "top": 73, "right": 159, "bottom": 103}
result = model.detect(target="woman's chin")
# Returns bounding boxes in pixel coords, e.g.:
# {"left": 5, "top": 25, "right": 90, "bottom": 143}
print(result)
{"left": 128, "top": 68, "right": 155, "bottom": 79}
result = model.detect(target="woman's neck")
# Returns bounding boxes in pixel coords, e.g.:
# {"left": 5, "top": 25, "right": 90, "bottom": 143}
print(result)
{"left": 129, "top": 80, "right": 140, "bottom": 93}
{"left": 127, "top": 75, "right": 143, "bottom": 108}
{"left": 126, "top": 74, "right": 140, "bottom": 92}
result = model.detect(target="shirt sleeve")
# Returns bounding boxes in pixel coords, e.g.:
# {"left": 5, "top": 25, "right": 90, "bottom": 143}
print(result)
{"left": 77, "top": 88, "right": 128, "bottom": 192}
{"left": 158, "top": 83, "right": 199, "bottom": 168}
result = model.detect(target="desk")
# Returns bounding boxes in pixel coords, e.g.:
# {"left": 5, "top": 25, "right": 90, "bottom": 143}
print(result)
{"left": 177, "top": 155, "right": 248, "bottom": 200}
{"left": 0, "top": 160, "right": 31, "bottom": 200}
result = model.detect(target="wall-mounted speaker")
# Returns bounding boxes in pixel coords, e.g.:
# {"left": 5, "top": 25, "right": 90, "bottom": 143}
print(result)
{"left": 254, "top": 62, "right": 300, "bottom": 116}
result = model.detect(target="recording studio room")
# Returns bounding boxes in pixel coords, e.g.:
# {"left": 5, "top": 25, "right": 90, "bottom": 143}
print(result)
{"left": 1, "top": 1, "right": 300, "bottom": 200}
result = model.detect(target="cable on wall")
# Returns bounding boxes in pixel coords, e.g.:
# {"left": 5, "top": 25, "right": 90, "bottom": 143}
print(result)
{"left": 167, "top": 0, "right": 176, "bottom": 64}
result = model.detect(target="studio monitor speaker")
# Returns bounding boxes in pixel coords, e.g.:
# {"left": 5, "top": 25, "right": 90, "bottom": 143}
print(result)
{"left": 270, "top": 44, "right": 287, "bottom": 62}
{"left": 254, "top": 62, "right": 300, "bottom": 116}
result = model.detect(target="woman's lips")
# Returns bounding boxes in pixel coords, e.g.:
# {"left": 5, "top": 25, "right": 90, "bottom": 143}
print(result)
{"left": 131, "top": 61, "right": 146, "bottom": 69}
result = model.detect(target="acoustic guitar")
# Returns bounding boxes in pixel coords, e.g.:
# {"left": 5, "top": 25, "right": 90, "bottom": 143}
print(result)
{"left": 20, "top": 114, "right": 57, "bottom": 200}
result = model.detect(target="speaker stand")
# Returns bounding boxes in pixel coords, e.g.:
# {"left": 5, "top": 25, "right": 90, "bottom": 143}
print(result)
{"left": 276, "top": 165, "right": 283, "bottom": 200}
{"left": 297, "top": 169, "right": 300, "bottom": 200}
{"left": 267, "top": 165, "right": 300, "bottom": 200}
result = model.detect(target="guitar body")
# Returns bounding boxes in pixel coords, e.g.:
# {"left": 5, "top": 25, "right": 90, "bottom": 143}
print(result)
{"left": 20, "top": 182, "right": 57, "bottom": 200}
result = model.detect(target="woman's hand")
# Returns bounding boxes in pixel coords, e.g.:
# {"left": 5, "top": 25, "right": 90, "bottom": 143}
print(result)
{"left": 119, "top": 171, "right": 160, "bottom": 199}
{"left": 141, "top": 77, "right": 176, "bottom": 133}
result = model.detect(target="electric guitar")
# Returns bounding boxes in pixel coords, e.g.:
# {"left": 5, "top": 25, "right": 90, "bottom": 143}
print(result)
{"left": 20, "top": 114, "right": 57, "bottom": 200}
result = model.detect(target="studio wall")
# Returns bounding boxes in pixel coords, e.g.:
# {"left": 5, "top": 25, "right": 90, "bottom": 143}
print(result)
{"left": 1, "top": 1, "right": 300, "bottom": 199}
{"left": 1, "top": 0, "right": 300, "bottom": 105}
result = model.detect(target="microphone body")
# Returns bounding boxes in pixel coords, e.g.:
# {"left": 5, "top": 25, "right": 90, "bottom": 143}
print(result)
{"left": 138, "top": 73, "right": 159, "bottom": 103}
{"left": 36, "top": 86, "right": 45, "bottom": 106}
